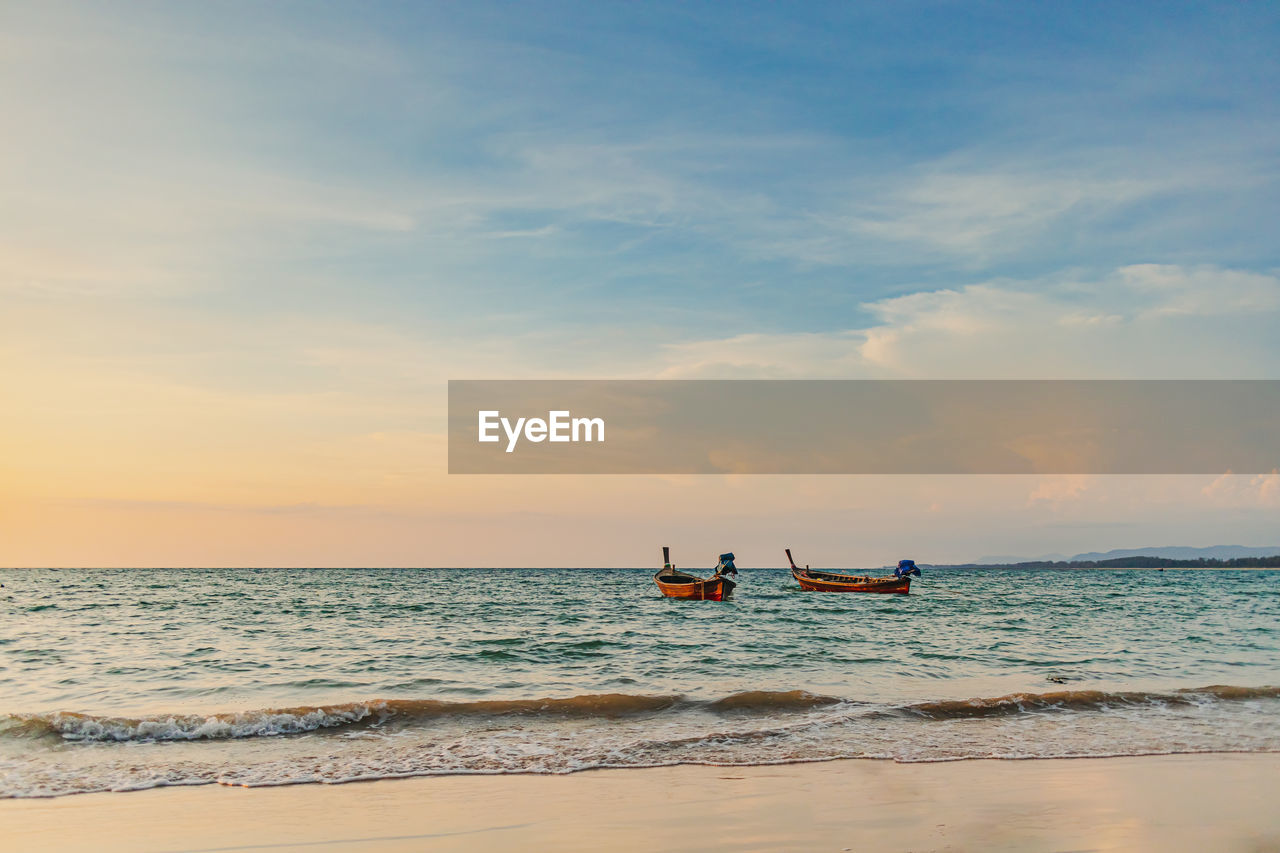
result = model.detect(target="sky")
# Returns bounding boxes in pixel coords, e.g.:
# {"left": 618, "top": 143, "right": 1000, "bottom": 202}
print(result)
{"left": 2, "top": 1, "right": 1279, "bottom": 567}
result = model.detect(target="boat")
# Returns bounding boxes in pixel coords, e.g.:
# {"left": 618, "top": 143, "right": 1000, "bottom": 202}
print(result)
{"left": 786, "top": 548, "right": 919, "bottom": 594}
{"left": 654, "top": 547, "right": 738, "bottom": 600}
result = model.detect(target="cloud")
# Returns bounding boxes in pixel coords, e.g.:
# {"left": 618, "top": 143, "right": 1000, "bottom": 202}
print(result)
{"left": 1122, "top": 264, "right": 1280, "bottom": 317}
{"left": 837, "top": 170, "right": 1164, "bottom": 261}
{"left": 657, "top": 331, "right": 866, "bottom": 379}
{"left": 5, "top": 1, "right": 1277, "bottom": 322}
{"left": 1028, "top": 476, "right": 1094, "bottom": 507}
{"left": 658, "top": 264, "right": 1280, "bottom": 379}
{"left": 1202, "top": 470, "right": 1280, "bottom": 507}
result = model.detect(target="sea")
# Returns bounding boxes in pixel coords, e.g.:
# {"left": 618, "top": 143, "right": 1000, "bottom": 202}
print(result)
{"left": 1, "top": 567, "right": 1277, "bottom": 798}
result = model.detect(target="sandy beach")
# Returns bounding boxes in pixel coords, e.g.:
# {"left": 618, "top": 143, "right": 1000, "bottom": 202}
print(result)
{"left": 5, "top": 753, "right": 1278, "bottom": 853}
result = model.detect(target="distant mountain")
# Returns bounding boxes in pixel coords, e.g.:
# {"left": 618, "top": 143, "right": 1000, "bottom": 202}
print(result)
{"left": 1068, "top": 545, "right": 1280, "bottom": 562}
{"left": 967, "top": 545, "right": 1280, "bottom": 565}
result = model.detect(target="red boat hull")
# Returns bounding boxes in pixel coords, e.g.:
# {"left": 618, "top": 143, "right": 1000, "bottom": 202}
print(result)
{"left": 792, "top": 568, "right": 910, "bottom": 594}
{"left": 654, "top": 572, "right": 735, "bottom": 600}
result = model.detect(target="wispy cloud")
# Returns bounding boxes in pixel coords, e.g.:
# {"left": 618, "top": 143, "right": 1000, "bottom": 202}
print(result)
{"left": 1202, "top": 470, "right": 1280, "bottom": 507}
{"left": 835, "top": 170, "right": 1164, "bottom": 262}
{"left": 658, "top": 264, "right": 1280, "bottom": 379}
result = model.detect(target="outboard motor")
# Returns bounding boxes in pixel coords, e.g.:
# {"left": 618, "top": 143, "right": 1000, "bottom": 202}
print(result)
{"left": 716, "top": 553, "right": 738, "bottom": 576}
{"left": 894, "top": 559, "right": 921, "bottom": 578}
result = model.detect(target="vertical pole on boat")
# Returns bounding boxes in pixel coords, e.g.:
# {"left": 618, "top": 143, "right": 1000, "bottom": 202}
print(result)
{"left": 663, "top": 546, "right": 671, "bottom": 570}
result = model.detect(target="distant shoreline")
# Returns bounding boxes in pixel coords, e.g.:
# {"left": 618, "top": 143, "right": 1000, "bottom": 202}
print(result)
{"left": 936, "top": 556, "right": 1280, "bottom": 570}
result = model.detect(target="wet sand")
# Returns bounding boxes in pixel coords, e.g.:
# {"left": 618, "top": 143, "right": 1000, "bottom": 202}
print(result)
{"left": 4, "top": 753, "right": 1278, "bottom": 852}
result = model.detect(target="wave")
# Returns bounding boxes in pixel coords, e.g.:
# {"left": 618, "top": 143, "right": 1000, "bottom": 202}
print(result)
{"left": 2, "top": 684, "right": 1278, "bottom": 798}
{"left": 0, "top": 691, "right": 839, "bottom": 743}
{"left": 902, "top": 684, "right": 1280, "bottom": 720}
{"left": 705, "top": 690, "right": 842, "bottom": 712}
{"left": 3, "top": 685, "right": 1275, "bottom": 744}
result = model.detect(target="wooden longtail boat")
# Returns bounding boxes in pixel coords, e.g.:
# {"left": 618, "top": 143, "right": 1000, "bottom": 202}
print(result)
{"left": 786, "top": 548, "right": 914, "bottom": 594}
{"left": 654, "top": 547, "right": 738, "bottom": 601}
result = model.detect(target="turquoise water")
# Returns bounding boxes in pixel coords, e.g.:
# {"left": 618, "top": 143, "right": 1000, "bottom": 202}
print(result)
{"left": 1, "top": 567, "right": 1278, "bottom": 797}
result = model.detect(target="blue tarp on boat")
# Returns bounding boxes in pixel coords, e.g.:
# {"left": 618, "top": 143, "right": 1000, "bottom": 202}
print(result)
{"left": 894, "top": 559, "right": 921, "bottom": 578}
